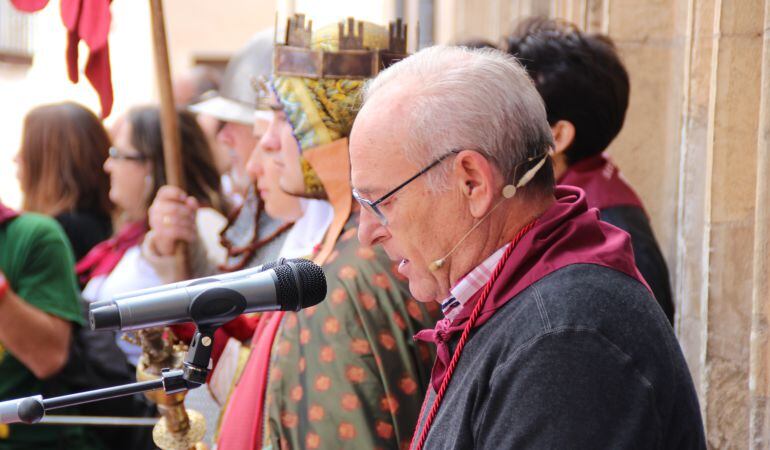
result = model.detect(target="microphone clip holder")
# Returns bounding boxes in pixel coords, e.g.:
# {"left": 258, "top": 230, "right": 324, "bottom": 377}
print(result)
{"left": 181, "top": 284, "right": 248, "bottom": 386}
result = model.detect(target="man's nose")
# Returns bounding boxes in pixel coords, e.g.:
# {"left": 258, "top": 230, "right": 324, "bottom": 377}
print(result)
{"left": 357, "top": 208, "right": 389, "bottom": 247}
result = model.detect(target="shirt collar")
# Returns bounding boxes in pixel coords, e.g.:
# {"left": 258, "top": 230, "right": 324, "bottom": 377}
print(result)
{"left": 440, "top": 243, "right": 510, "bottom": 320}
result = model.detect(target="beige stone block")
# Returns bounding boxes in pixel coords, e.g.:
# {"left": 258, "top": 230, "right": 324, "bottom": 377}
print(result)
{"left": 454, "top": 0, "right": 515, "bottom": 43}
{"left": 709, "top": 34, "right": 763, "bottom": 224}
{"left": 717, "top": 0, "right": 766, "bottom": 37}
{"left": 705, "top": 220, "right": 756, "bottom": 448}
{"left": 606, "top": 0, "right": 677, "bottom": 42}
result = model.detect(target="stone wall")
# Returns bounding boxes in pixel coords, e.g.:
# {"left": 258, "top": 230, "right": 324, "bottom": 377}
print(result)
{"left": 434, "top": 0, "right": 770, "bottom": 447}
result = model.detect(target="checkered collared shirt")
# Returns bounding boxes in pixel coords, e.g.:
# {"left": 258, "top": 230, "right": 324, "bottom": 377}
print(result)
{"left": 441, "top": 244, "right": 510, "bottom": 321}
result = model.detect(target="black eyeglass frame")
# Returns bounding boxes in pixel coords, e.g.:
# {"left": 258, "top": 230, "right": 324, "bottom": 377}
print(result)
{"left": 353, "top": 149, "right": 460, "bottom": 226}
{"left": 109, "top": 146, "right": 147, "bottom": 162}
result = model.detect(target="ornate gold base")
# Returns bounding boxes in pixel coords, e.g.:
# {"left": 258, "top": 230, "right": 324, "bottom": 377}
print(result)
{"left": 152, "top": 409, "right": 207, "bottom": 450}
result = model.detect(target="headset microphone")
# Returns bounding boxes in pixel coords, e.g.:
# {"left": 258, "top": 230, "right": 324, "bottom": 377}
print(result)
{"left": 428, "top": 154, "right": 549, "bottom": 272}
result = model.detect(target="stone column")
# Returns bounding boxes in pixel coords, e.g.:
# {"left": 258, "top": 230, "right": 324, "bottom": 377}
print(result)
{"left": 749, "top": 1, "right": 770, "bottom": 446}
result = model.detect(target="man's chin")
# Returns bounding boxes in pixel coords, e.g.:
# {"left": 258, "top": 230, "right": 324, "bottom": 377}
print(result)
{"left": 408, "top": 281, "right": 440, "bottom": 304}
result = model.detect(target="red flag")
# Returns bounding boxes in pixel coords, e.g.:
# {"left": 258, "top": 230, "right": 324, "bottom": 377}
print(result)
{"left": 12, "top": 0, "right": 114, "bottom": 118}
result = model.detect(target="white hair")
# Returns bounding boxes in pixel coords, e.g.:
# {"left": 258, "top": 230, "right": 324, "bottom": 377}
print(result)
{"left": 362, "top": 45, "right": 554, "bottom": 193}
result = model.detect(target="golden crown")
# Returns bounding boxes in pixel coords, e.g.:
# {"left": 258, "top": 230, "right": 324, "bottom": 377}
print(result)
{"left": 274, "top": 14, "right": 408, "bottom": 79}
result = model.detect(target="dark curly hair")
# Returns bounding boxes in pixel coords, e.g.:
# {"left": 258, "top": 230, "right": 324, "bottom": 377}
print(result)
{"left": 506, "top": 17, "right": 630, "bottom": 164}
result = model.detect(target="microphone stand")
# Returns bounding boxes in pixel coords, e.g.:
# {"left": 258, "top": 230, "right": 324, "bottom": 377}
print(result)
{"left": 5, "top": 367, "right": 194, "bottom": 425}
{"left": 1, "top": 324, "right": 218, "bottom": 427}
{"left": 1, "top": 280, "right": 258, "bottom": 450}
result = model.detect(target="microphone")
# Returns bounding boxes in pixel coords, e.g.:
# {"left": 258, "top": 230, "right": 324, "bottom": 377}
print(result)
{"left": 89, "top": 259, "right": 327, "bottom": 331}
{"left": 429, "top": 153, "right": 549, "bottom": 271}
{"left": 88, "top": 258, "right": 293, "bottom": 310}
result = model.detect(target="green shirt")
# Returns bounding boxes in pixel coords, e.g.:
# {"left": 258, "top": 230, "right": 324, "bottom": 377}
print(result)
{"left": 0, "top": 213, "right": 94, "bottom": 449}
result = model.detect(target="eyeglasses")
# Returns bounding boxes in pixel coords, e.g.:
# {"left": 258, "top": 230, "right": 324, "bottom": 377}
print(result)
{"left": 353, "top": 150, "right": 459, "bottom": 226}
{"left": 353, "top": 150, "right": 551, "bottom": 226}
{"left": 109, "top": 146, "right": 147, "bottom": 162}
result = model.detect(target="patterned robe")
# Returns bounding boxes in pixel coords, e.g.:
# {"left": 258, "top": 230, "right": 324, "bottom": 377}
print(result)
{"left": 263, "top": 213, "right": 439, "bottom": 449}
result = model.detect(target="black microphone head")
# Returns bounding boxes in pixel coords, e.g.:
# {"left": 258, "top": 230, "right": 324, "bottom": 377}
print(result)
{"left": 296, "top": 260, "right": 327, "bottom": 309}
{"left": 273, "top": 260, "right": 327, "bottom": 311}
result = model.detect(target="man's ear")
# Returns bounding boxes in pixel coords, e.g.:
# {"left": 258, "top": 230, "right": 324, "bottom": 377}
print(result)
{"left": 550, "top": 120, "right": 575, "bottom": 178}
{"left": 453, "top": 150, "right": 496, "bottom": 219}
{"left": 551, "top": 120, "right": 576, "bottom": 155}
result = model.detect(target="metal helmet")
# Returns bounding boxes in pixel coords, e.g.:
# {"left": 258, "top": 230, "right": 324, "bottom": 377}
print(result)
{"left": 189, "top": 28, "right": 273, "bottom": 125}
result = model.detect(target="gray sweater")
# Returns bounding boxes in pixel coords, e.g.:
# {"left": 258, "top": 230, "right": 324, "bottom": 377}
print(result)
{"left": 414, "top": 264, "right": 705, "bottom": 449}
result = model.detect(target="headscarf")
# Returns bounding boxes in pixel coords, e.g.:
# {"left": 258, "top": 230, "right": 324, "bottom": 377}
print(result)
{"left": 271, "top": 21, "right": 390, "bottom": 198}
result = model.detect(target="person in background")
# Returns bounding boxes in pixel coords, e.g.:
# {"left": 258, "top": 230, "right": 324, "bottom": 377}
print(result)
{"left": 76, "top": 106, "right": 227, "bottom": 366}
{"left": 506, "top": 17, "right": 675, "bottom": 324}
{"left": 150, "top": 16, "right": 440, "bottom": 449}
{"left": 189, "top": 29, "right": 275, "bottom": 205}
{"left": 213, "top": 16, "right": 439, "bottom": 450}
{"left": 0, "top": 201, "right": 101, "bottom": 449}
{"left": 173, "top": 65, "right": 222, "bottom": 107}
{"left": 16, "top": 102, "right": 113, "bottom": 261}
{"left": 145, "top": 29, "right": 290, "bottom": 280}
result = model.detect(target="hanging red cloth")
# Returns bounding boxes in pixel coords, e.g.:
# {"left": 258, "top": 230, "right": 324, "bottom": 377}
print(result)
{"left": 11, "top": 0, "right": 114, "bottom": 118}
{"left": 0, "top": 202, "right": 19, "bottom": 225}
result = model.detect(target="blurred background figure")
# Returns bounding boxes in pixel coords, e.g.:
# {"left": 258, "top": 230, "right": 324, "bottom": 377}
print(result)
{"left": 146, "top": 28, "right": 289, "bottom": 280}
{"left": 16, "top": 102, "right": 114, "bottom": 261}
{"left": 506, "top": 17, "right": 674, "bottom": 324}
{"left": 189, "top": 29, "right": 274, "bottom": 206}
{"left": 76, "top": 105, "right": 226, "bottom": 366}
{"left": 0, "top": 201, "right": 102, "bottom": 449}
{"left": 173, "top": 65, "right": 222, "bottom": 107}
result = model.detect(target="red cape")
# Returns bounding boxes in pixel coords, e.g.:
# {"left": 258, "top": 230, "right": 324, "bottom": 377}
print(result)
{"left": 557, "top": 154, "right": 644, "bottom": 211}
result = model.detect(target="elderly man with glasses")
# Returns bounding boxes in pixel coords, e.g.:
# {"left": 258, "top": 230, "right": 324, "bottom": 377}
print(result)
{"left": 350, "top": 46, "right": 705, "bottom": 449}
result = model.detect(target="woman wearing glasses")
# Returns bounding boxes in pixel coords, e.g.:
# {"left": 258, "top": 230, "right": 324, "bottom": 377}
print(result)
{"left": 16, "top": 102, "right": 114, "bottom": 261}
{"left": 77, "top": 105, "right": 227, "bottom": 366}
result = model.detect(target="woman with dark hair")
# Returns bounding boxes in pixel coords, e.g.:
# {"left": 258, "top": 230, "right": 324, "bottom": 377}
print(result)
{"left": 77, "top": 105, "right": 227, "bottom": 364}
{"left": 16, "top": 102, "right": 114, "bottom": 260}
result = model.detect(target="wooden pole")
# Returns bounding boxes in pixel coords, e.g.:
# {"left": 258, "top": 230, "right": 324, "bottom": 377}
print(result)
{"left": 148, "top": 0, "right": 188, "bottom": 279}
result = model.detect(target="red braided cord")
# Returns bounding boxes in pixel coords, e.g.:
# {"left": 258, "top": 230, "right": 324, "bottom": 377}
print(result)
{"left": 412, "top": 220, "right": 537, "bottom": 450}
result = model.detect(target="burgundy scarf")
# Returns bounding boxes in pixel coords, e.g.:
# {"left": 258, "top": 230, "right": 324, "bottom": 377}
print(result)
{"left": 75, "top": 220, "right": 147, "bottom": 285}
{"left": 558, "top": 154, "right": 644, "bottom": 211}
{"left": 0, "top": 202, "right": 19, "bottom": 225}
{"left": 415, "top": 185, "right": 649, "bottom": 391}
